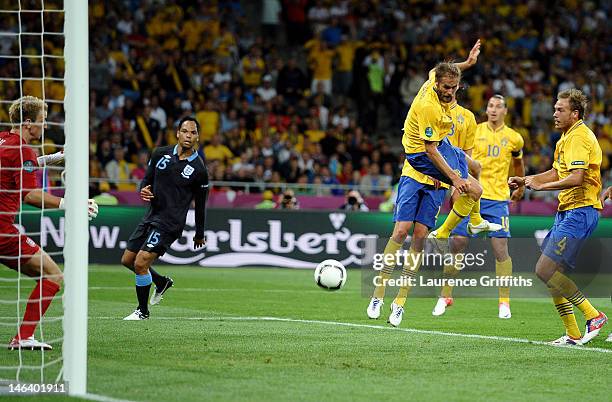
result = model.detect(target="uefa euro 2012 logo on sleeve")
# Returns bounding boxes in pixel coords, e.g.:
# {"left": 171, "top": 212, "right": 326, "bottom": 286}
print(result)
{"left": 425, "top": 127, "right": 433, "bottom": 138}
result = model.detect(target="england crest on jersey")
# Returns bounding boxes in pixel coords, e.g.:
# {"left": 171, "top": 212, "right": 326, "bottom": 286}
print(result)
{"left": 181, "top": 164, "right": 195, "bottom": 179}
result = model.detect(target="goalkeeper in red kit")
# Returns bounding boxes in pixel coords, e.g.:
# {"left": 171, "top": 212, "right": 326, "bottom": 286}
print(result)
{"left": 0, "top": 96, "right": 98, "bottom": 350}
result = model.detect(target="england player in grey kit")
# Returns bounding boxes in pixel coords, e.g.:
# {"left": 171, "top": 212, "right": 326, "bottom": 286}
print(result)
{"left": 121, "top": 117, "right": 209, "bottom": 320}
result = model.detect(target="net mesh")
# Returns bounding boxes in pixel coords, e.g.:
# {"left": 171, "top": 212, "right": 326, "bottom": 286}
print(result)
{"left": 0, "top": 0, "right": 66, "bottom": 386}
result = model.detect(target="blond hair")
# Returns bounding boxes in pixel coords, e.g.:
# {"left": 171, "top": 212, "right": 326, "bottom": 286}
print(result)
{"left": 8, "top": 96, "right": 47, "bottom": 126}
{"left": 557, "top": 89, "right": 588, "bottom": 119}
{"left": 434, "top": 62, "right": 461, "bottom": 82}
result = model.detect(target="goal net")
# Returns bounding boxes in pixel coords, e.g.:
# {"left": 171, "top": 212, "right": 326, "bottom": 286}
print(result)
{"left": 0, "top": 0, "right": 88, "bottom": 395}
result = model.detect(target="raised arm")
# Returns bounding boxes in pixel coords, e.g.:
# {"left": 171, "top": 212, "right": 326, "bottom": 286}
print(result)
{"left": 454, "top": 39, "right": 481, "bottom": 72}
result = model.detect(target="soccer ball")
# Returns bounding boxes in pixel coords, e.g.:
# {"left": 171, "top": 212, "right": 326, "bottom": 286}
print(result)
{"left": 314, "top": 259, "right": 346, "bottom": 291}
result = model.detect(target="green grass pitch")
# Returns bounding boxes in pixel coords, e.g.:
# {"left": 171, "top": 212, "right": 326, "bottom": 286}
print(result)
{"left": 0, "top": 265, "right": 611, "bottom": 401}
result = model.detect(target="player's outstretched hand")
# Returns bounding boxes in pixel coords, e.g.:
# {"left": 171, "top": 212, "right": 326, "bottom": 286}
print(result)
{"left": 523, "top": 176, "right": 542, "bottom": 191}
{"left": 140, "top": 185, "right": 154, "bottom": 202}
{"left": 466, "top": 39, "right": 481, "bottom": 67}
{"left": 193, "top": 237, "right": 206, "bottom": 249}
{"left": 600, "top": 186, "right": 612, "bottom": 205}
{"left": 508, "top": 176, "right": 525, "bottom": 190}
{"left": 88, "top": 199, "right": 99, "bottom": 221}
{"left": 451, "top": 177, "right": 470, "bottom": 194}
{"left": 510, "top": 187, "right": 525, "bottom": 203}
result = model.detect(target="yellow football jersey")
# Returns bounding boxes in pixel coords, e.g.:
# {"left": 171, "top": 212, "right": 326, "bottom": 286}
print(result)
{"left": 552, "top": 120, "right": 602, "bottom": 211}
{"left": 472, "top": 122, "right": 524, "bottom": 201}
{"left": 448, "top": 103, "right": 476, "bottom": 151}
{"left": 402, "top": 70, "right": 454, "bottom": 154}
{"left": 401, "top": 101, "right": 475, "bottom": 187}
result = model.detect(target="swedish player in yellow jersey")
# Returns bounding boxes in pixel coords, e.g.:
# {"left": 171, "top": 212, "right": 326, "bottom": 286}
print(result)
{"left": 400, "top": 46, "right": 502, "bottom": 253}
{"left": 404, "top": 98, "right": 479, "bottom": 183}
{"left": 509, "top": 89, "right": 607, "bottom": 345}
{"left": 432, "top": 95, "right": 525, "bottom": 319}
{"left": 366, "top": 40, "right": 501, "bottom": 326}
{"left": 368, "top": 95, "right": 480, "bottom": 326}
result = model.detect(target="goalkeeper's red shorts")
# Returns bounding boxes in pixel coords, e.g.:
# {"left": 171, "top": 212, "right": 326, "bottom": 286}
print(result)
{"left": 0, "top": 224, "right": 40, "bottom": 270}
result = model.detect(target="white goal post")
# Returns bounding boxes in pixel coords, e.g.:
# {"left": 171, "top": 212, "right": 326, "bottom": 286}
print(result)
{"left": 63, "top": 0, "right": 88, "bottom": 396}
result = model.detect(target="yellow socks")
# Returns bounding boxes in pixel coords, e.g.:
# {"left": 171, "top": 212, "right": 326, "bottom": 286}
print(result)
{"left": 496, "top": 258, "right": 512, "bottom": 304}
{"left": 469, "top": 199, "right": 484, "bottom": 227}
{"left": 553, "top": 297, "right": 581, "bottom": 339}
{"left": 393, "top": 248, "right": 423, "bottom": 307}
{"left": 549, "top": 285, "right": 582, "bottom": 339}
{"left": 440, "top": 261, "right": 460, "bottom": 298}
{"left": 547, "top": 271, "right": 599, "bottom": 320}
{"left": 436, "top": 195, "right": 475, "bottom": 237}
{"left": 372, "top": 238, "right": 403, "bottom": 299}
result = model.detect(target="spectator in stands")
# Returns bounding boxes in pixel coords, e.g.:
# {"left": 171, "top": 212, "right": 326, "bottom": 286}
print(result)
{"left": 278, "top": 189, "right": 299, "bottom": 209}
{"left": 241, "top": 46, "right": 266, "bottom": 88}
{"left": 105, "top": 147, "right": 135, "bottom": 191}
{"left": 93, "top": 182, "right": 119, "bottom": 206}
{"left": 330, "top": 105, "right": 350, "bottom": 129}
{"left": 360, "top": 163, "right": 390, "bottom": 196}
{"left": 220, "top": 108, "right": 239, "bottom": 134}
{"left": 261, "top": 0, "right": 282, "bottom": 43}
{"left": 255, "top": 190, "right": 276, "bottom": 209}
{"left": 203, "top": 135, "right": 234, "bottom": 165}
{"left": 280, "top": 154, "right": 302, "bottom": 183}
{"left": 149, "top": 96, "right": 167, "bottom": 130}
{"left": 130, "top": 150, "right": 150, "bottom": 184}
{"left": 97, "top": 138, "right": 114, "bottom": 168}
{"left": 196, "top": 100, "right": 219, "bottom": 143}
{"left": 339, "top": 190, "right": 369, "bottom": 212}
{"left": 400, "top": 67, "right": 424, "bottom": 108}
{"left": 257, "top": 74, "right": 277, "bottom": 102}
{"left": 277, "top": 56, "right": 307, "bottom": 104}
{"left": 309, "top": 41, "right": 334, "bottom": 95}
{"left": 135, "top": 105, "right": 162, "bottom": 148}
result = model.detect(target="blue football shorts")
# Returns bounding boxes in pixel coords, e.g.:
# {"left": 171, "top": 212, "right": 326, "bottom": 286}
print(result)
{"left": 540, "top": 206, "right": 599, "bottom": 270}
{"left": 405, "top": 138, "right": 469, "bottom": 186}
{"left": 393, "top": 176, "right": 446, "bottom": 229}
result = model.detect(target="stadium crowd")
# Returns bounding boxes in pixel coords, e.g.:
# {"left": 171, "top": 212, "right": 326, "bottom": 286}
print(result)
{"left": 1, "top": 0, "right": 610, "bottom": 201}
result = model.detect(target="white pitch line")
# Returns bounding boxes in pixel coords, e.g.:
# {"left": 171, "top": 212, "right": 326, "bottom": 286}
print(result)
{"left": 88, "top": 286, "right": 356, "bottom": 294}
{"left": 94, "top": 315, "right": 612, "bottom": 354}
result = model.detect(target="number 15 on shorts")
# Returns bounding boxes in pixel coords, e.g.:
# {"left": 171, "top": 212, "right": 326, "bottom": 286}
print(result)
{"left": 146, "top": 231, "right": 160, "bottom": 247}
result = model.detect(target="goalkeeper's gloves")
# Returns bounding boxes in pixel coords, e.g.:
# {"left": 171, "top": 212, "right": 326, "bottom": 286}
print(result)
{"left": 59, "top": 198, "right": 99, "bottom": 221}
{"left": 37, "top": 150, "right": 64, "bottom": 166}
{"left": 88, "top": 199, "right": 99, "bottom": 220}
